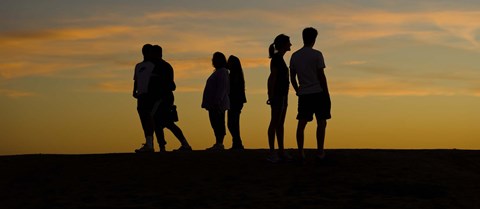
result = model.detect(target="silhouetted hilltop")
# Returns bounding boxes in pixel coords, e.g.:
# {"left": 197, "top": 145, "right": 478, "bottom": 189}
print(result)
{"left": 0, "top": 149, "right": 479, "bottom": 209}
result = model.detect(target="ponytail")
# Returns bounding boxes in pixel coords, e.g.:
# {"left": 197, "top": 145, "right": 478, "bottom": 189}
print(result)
{"left": 268, "top": 43, "right": 275, "bottom": 58}
{"left": 269, "top": 34, "right": 290, "bottom": 58}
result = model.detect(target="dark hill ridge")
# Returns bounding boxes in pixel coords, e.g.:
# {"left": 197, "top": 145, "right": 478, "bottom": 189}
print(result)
{"left": 0, "top": 149, "right": 479, "bottom": 209}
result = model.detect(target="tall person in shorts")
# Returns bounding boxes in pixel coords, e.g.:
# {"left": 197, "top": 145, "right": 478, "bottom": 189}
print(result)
{"left": 290, "top": 27, "right": 331, "bottom": 161}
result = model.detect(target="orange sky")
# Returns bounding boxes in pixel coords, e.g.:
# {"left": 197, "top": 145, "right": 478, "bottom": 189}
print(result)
{"left": 1, "top": 1, "right": 479, "bottom": 155}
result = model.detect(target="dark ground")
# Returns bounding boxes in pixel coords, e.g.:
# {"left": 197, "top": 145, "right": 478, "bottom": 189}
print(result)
{"left": 0, "top": 149, "right": 479, "bottom": 209}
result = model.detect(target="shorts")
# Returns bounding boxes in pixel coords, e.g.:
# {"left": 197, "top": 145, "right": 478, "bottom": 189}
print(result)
{"left": 297, "top": 92, "right": 331, "bottom": 121}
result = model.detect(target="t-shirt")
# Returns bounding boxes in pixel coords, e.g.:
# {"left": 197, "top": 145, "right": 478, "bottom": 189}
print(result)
{"left": 133, "top": 61, "right": 155, "bottom": 95}
{"left": 289, "top": 47, "right": 326, "bottom": 95}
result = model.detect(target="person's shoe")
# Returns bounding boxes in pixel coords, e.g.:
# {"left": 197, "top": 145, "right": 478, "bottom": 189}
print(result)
{"left": 266, "top": 152, "right": 279, "bottom": 163}
{"left": 206, "top": 143, "right": 224, "bottom": 151}
{"left": 175, "top": 145, "right": 192, "bottom": 151}
{"left": 135, "top": 144, "right": 154, "bottom": 153}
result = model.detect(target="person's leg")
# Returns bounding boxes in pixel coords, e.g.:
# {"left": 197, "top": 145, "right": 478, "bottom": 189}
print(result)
{"left": 216, "top": 111, "right": 226, "bottom": 145}
{"left": 316, "top": 119, "right": 327, "bottom": 157}
{"left": 276, "top": 106, "right": 287, "bottom": 156}
{"left": 315, "top": 92, "right": 330, "bottom": 158}
{"left": 296, "top": 119, "right": 308, "bottom": 158}
{"left": 138, "top": 110, "right": 154, "bottom": 144}
{"left": 228, "top": 108, "right": 243, "bottom": 149}
{"left": 209, "top": 110, "right": 226, "bottom": 145}
{"left": 268, "top": 107, "right": 281, "bottom": 152}
{"left": 154, "top": 125, "right": 167, "bottom": 152}
{"left": 165, "top": 122, "right": 189, "bottom": 147}
{"left": 136, "top": 97, "right": 155, "bottom": 151}
{"left": 296, "top": 94, "right": 314, "bottom": 159}
{"left": 152, "top": 100, "right": 169, "bottom": 152}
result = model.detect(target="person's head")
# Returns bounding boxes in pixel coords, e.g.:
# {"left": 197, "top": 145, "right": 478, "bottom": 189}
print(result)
{"left": 142, "top": 44, "right": 153, "bottom": 61}
{"left": 269, "top": 34, "right": 291, "bottom": 58}
{"left": 227, "top": 55, "right": 242, "bottom": 73}
{"left": 152, "top": 45, "right": 163, "bottom": 59}
{"left": 212, "top": 52, "right": 227, "bottom": 69}
{"left": 302, "top": 27, "right": 318, "bottom": 46}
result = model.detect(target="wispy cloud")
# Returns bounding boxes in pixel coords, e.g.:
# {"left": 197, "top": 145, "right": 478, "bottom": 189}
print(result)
{"left": 1, "top": 3, "right": 480, "bottom": 97}
{"left": 0, "top": 89, "right": 35, "bottom": 98}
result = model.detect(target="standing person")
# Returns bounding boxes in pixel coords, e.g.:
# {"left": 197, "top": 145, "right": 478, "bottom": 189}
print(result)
{"left": 266, "top": 34, "right": 292, "bottom": 162}
{"left": 202, "top": 52, "right": 230, "bottom": 150}
{"left": 227, "top": 55, "right": 247, "bottom": 150}
{"left": 149, "top": 45, "right": 192, "bottom": 152}
{"left": 133, "top": 44, "right": 156, "bottom": 153}
{"left": 290, "top": 27, "right": 331, "bottom": 161}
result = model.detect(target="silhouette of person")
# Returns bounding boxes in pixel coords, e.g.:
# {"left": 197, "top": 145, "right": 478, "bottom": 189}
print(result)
{"left": 133, "top": 44, "right": 156, "bottom": 153}
{"left": 290, "top": 27, "right": 331, "bottom": 161}
{"left": 202, "top": 52, "right": 230, "bottom": 151}
{"left": 266, "top": 34, "right": 292, "bottom": 162}
{"left": 149, "top": 45, "right": 192, "bottom": 152}
{"left": 227, "top": 55, "right": 246, "bottom": 150}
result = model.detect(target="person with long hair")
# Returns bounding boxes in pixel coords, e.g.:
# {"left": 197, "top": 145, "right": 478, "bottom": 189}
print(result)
{"left": 267, "top": 34, "right": 292, "bottom": 162}
{"left": 202, "top": 52, "right": 230, "bottom": 150}
{"left": 149, "top": 45, "right": 192, "bottom": 152}
{"left": 227, "top": 55, "right": 247, "bottom": 150}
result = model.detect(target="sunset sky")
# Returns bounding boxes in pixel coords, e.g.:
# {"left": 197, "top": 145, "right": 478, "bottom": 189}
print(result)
{"left": 1, "top": 0, "right": 479, "bottom": 155}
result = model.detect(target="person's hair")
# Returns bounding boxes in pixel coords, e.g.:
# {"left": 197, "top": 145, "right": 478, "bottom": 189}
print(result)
{"left": 302, "top": 27, "right": 318, "bottom": 46}
{"left": 212, "top": 52, "right": 227, "bottom": 69}
{"left": 152, "top": 45, "right": 163, "bottom": 59}
{"left": 269, "top": 34, "right": 290, "bottom": 58}
{"left": 228, "top": 55, "right": 245, "bottom": 89}
{"left": 142, "top": 44, "right": 153, "bottom": 61}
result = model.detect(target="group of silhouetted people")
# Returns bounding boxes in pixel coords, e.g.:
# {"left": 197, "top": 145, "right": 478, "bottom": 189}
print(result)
{"left": 133, "top": 44, "right": 192, "bottom": 153}
{"left": 132, "top": 27, "right": 330, "bottom": 163}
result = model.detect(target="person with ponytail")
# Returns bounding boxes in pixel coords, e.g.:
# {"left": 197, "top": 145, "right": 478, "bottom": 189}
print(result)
{"left": 266, "top": 34, "right": 292, "bottom": 162}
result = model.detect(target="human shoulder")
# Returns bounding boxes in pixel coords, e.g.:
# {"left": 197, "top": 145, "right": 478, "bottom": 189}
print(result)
{"left": 135, "top": 61, "right": 154, "bottom": 70}
{"left": 310, "top": 48, "right": 323, "bottom": 56}
{"left": 161, "top": 59, "right": 173, "bottom": 67}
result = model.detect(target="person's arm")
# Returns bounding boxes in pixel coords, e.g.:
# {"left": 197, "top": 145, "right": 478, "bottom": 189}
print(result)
{"left": 133, "top": 80, "right": 138, "bottom": 98}
{"left": 133, "top": 67, "right": 138, "bottom": 98}
{"left": 167, "top": 63, "right": 176, "bottom": 91}
{"left": 290, "top": 66, "right": 299, "bottom": 95}
{"left": 317, "top": 68, "right": 329, "bottom": 93}
{"left": 316, "top": 53, "right": 329, "bottom": 93}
